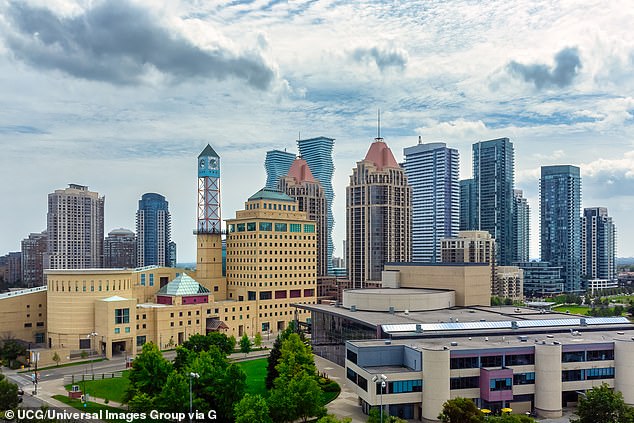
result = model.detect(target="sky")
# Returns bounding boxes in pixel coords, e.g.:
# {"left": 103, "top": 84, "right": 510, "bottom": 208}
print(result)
{"left": 0, "top": 0, "right": 633, "bottom": 262}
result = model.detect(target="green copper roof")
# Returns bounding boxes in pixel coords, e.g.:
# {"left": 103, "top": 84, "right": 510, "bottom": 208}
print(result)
{"left": 198, "top": 144, "right": 219, "bottom": 158}
{"left": 248, "top": 188, "right": 295, "bottom": 202}
{"left": 157, "top": 274, "right": 210, "bottom": 296}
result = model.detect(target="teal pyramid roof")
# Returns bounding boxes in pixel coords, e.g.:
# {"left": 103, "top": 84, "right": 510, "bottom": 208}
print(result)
{"left": 198, "top": 144, "right": 219, "bottom": 158}
{"left": 248, "top": 187, "right": 294, "bottom": 202}
{"left": 157, "top": 274, "right": 210, "bottom": 296}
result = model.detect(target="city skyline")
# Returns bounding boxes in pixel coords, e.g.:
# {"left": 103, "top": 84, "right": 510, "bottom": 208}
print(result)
{"left": 1, "top": 1, "right": 633, "bottom": 261}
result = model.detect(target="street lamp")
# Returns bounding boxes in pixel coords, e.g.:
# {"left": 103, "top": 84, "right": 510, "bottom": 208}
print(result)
{"left": 372, "top": 374, "right": 388, "bottom": 422}
{"left": 88, "top": 332, "right": 98, "bottom": 376}
{"left": 189, "top": 372, "right": 200, "bottom": 423}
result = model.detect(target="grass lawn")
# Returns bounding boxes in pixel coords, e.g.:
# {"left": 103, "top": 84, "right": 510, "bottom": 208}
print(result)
{"left": 553, "top": 305, "right": 590, "bottom": 315}
{"left": 237, "top": 357, "right": 268, "bottom": 396}
{"left": 64, "top": 371, "right": 130, "bottom": 403}
{"left": 52, "top": 395, "right": 128, "bottom": 422}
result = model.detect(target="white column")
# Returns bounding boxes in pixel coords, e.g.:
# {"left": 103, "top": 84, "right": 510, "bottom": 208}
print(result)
{"left": 614, "top": 339, "right": 634, "bottom": 405}
{"left": 534, "top": 342, "right": 562, "bottom": 418}
{"left": 422, "top": 347, "right": 450, "bottom": 422}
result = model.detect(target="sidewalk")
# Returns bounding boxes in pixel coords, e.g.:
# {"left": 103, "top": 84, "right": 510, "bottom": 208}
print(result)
{"left": 314, "top": 355, "right": 368, "bottom": 423}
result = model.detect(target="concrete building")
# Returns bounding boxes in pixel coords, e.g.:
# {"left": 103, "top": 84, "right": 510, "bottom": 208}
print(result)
{"left": 225, "top": 187, "right": 316, "bottom": 334}
{"left": 21, "top": 231, "right": 48, "bottom": 287}
{"left": 473, "top": 138, "right": 515, "bottom": 266}
{"left": 493, "top": 266, "right": 523, "bottom": 301}
{"left": 0, "top": 287, "right": 47, "bottom": 343}
{"left": 136, "top": 193, "right": 174, "bottom": 268}
{"left": 517, "top": 261, "right": 565, "bottom": 298}
{"left": 45, "top": 184, "right": 104, "bottom": 270}
{"left": 104, "top": 228, "right": 137, "bottom": 268}
{"left": 347, "top": 137, "right": 411, "bottom": 287}
{"left": 279, "top": 157, "right": 328, "bottom": 277}
{"left": 513, "top": 190, "right": 530, "bottom": 263}
{"left": 581, "top": 207, "right": 616, "bottom": 285}
{"left": 403, "top": 138, "right": 459, "bottom": 263}
{"left": 0, "top": 251, "right": 22, "bottom": 286}
{"left": 298, "top": 136, "right": 335, "bottom": 275}
{"left": 540, "top": 165, "right": 581, "bottom": 292}
{"left": 264, "top": 149, "right": 295, "bottom": 190}
{"left": 441, "top": 231, "right": 495, "bottom": 293}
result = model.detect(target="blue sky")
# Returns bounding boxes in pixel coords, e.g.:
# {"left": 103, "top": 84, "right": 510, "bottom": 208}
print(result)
{"left": 0, "top": 0, "right": 633, "bottom": 261}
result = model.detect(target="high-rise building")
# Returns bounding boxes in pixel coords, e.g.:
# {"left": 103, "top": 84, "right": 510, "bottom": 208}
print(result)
{"left": 513, "top": 189, "right": 530, "bottom": 262}
{"left": 0, "top": 252, "right": 22, "bottom": 286}
{"left": 136, "top": 193, "right": 173, "bottom": 268}
{"left": 441, "top": 230, "right": 495, "bottom": 291}
{"left": 473, "top": 138, "right": 515, "bottom": 265}
{"left": 403, "top": 138, "right": 459, "bottom": 262}
{"left": 45, "top": 184, "right": 104, "bottom": 269}
{"left": 582, "top": 207, "right": 616, "bottom": 284}
{"left": 279, "top": 157, "right": 328, "bottom": 277}
{"left": 517, "top": 261, "right": 564, "bottom": 297}
{"left": 103, "top": 228, "right": 137, "bottom": 268}
{"left": 298, "top": 136, "right": 335, "bottom": 275}
{"left": 459, "top": 179, "right": 477, "bottom": 231}
{"left": 494, "top": 266, "right": 523, "bottom": 301}
{"left": 540, "top": 165, "right": 581, "bottom": 292}
{"left": 225, "top": 187, "right": 317, "bottom": 333}
{"left": 347, "top": 137, "right": 411, "bottom": 287}
{"left": 264, "top": 149, "right": 295, "bottom": 189}
{"left": 21, "top": 231, "right": 47, "bottom": 287}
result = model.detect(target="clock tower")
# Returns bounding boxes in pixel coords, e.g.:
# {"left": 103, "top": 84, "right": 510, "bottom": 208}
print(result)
{"left": 195, "top": 144, "right": 224, "bottom": 295}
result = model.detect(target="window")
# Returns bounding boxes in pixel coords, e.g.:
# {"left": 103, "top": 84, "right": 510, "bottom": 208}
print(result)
{"left": 450, "top": 357, "right": 479, "bottom": 369}
{"left": 79, "top": 339, "right": 90, "bottom": 349}
{"left": 587, "top": 350, "right": 614, "bottom": 361}
{"left": 24, "top": 323, "right": 32, "bottom": 328}
{"left": 140, "top": 274, "right": 146, "bottom": 286}
{"left": 562, "top": 369, "right": 584, "bottom": 382}
{"left": 480, "top": 355, "right": 503, "bottom": 368}
{"left": 259, "top": 222, "right": 272, "bottom": 231}
{"left": 450, "top": 377, "right": 479, "bottom": 390}
{"left": 115, "top": 308, "right": 130, "bottom": 324}
{"left": 489, "top": 378, "right": 512, "bottom": 391}
{"left": 513, "top": 372, "right": 535, "bottom": 385}
{"left": 347, "top": 349, "right": 357, "bottom": 364}
{"left": 586, "top": 367, "right": 614, "bottom": 380}
{"left": 247, "top": 222, "right": 256, "bottom": 231}
{"left": 506, "top": 353, "right": 535, "bottom": 366}
{"left": 237, "top": 223, "right": 245, "bottom": 232}
{"left": 275, "top": 223, "right": 287, "bottom": 232}
{"left": 290, "top": 224, "right": 301, "bottom": 233}
{"left": 229, "top": 224, "right": 235, "bottom": 233}
{"left": 125, "top": 327, "right": 130, "bottom": 333}
{"left": 387, "top": 380, "right": 422, "bottom": 394}
{"left": 260, "top": 291, "right": 272, "bottom": 300}
{"left": 114, "top": 328, "right": 120, "bottom": 334}
{"left": 290, "top": 289, "right": 301, "bottom": 298}
{"left": 562, "top": 351, "right": 585, "bottom": 363}
{"left": 248, "top": 291, "right": 256, "bottom": 301}
{"left": 149, "top": 274, "right": 154, "bottom": 286}
{"left": 304, "top": 224, "right": 315, "bottom": 233}
{"left": 137, "top": 336, "right": 146, "bottom": 347}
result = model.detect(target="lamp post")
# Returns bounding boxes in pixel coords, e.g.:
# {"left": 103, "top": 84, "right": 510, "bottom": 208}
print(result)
{"left": 189, "top": 372, "right": 200, "bottom": 423}
{"left": 372, "top": 374, "right": 388, "bottom": 422}
{"left": 88, "top": 332, "right": 98, "bottom": 376}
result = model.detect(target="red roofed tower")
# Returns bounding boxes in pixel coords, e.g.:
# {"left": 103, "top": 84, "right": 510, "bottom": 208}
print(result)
{"left": 346, "top": 124, "right": 411, "bottom": 287}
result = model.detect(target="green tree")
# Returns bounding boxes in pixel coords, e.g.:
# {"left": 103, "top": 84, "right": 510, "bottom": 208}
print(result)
{"left": 127, "top": 392, "right": 155, "bottom": 413}
{"left": 572, "top": 383, "right": 634, "bottom": 423}
{"left": 269, "top": 371, "right": 325, "bottom": 422}
{"left": 1, "top": 340, "right": 26, "bottom": 368}
{"left": 52, "top": 352, "right": 61, "bottom": 367}
{"left": 367, "top": 408, "right": 407, "bottom": 423}
{"left": 155, "top": 371, "right": 189, "bottom": 413}
{"left": 240, "top": 334, "right": 252, "bottom": 356}
{"left": 276, "top": 333, "right": 317, "bottom": 382}
{"left": 254, "top": 332, "right": 262, "bottom": 348}
{"left": 125, "top": 343, "right": 173, "bottom": 403}
{"left": 266, "top": 322, "right": 303, "bottom": 389}
{"left": 438, "top": 397, "right": 483, "bottom": 423}
{"left": 0, "top": 373, "right": 19, "bottom": 411}
{"left": 234, "top": 394, "right": 272, "bottom": 423}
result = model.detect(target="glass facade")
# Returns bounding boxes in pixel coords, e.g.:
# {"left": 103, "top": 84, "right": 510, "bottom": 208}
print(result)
{"left": 311, "top": 310, "right": 377, "bottom": 366}
{"left": 136, "top": 193, "right": 174, "bottom": 267}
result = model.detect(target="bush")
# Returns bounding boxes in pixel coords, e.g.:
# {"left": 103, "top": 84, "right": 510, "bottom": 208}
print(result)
{"left": 319, "top": 379, "right": 340, "bottom": 393}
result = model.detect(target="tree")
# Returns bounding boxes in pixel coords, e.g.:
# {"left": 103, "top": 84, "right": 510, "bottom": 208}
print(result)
{"left": 254, "top": 332, "right": 262, "bottom": 348}
{"left": 269, "top": 371, "right": 325, "bottom": 422}
{"left": 1, "top": 340, "right": 26, "bottom": 368}
{"left": 438, "top": 397, "right": 483, "bottom": 423}
{"left": 266, "top": 323, "right": 302, "bottom": 389}
{"left": 0, "top": 373, "right": 19, "bottom": 411}
{"left": 275, "top": 333, "right": 317, "bottom": 382}
{"left": 367, "top": 408, "right": 407, "bottom": 423}
{"left": 234, "top": 394, "right": 272, "bottom": 423}
{"left": 52, "top": 352, "right": 61, "bottom": 367}
{"left": 155, "top": 372, "right": 189, "bottom": 413}
{"left": 125, "top": 343, "right": 173, "bottom": 403}
{"left": 572, "top": 383, "right": 634, "bottom": 423}
{"left": 240, "top": 334, "right": 252, "bottom": 356}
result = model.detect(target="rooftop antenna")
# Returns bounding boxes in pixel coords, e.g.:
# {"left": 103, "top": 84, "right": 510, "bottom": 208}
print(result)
{"left": 375, "top": 108, "right": 383, "bottom": 142}
{"left": 298, "top": 131, "right": 301, "bottom": 142}
{"left": 418, "top": 135, "right": 422, "bottom": 145}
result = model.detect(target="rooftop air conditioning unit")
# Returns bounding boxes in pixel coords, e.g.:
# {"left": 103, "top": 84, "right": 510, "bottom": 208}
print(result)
{"left": 415, "top": 324, "right": 423, "bottom": 333}
{"left": 389, "top": 306, "right": 395, "bottom": 314}
{"left": 450, "top": 341, "right": 458, "bottom": 346}
{"left": 350, "top": 305, "right": 357, "bottom": 312}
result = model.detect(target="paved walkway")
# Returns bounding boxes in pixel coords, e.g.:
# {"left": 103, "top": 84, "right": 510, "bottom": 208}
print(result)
{"left": 314, "top": 355, "right": 367, "bottom": 423}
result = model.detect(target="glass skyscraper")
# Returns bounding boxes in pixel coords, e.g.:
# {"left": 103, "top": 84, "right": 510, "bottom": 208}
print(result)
{"left": 540, "top": 165, "right": 581, "bottom": 292}
{"left": 298, "top": 136, "right": 335, "bottom": 275}
{"left": 136, "top": 193, "right": 174, "bottom": 267}
{"left": 513, "top": 189, "right": 530, "bottom": 262}
{"left": 403, "top": 139, "right": 459, "bottom": 262}
{"left": 473, "top": 138, "right": 515, "bottom": 265}
{"left": 264, "top": 149, "right": 295, "bottom": 189}
{"left": 459, "top": 179, "right": 477, "bottom": 231}
{"left": 581, "top": 207, "right": 616, "bottom": 283}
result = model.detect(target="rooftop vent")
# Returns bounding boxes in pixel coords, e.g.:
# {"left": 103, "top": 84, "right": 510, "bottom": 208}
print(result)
{"left": 617, "top": 331, "right": 625, "bottom": 335}
{"left": 547, "top": 334, "right": 554, "bottom": 339}
{"left": 384, "top": 339, "right": 392, "bottom": 345}
{"left": 404, "top": 309, "right": 409, "bottom": 315}
{"left": 518, "top": 336, "right": 528, "bottom": 342}
{"left": 450, "top": 341, "right": 458, "bottom": 347}
{"left": 580, "top": 318, "right": 587, "bottom": 327}
{"left": 350, "top": 305, "right": 357, "bottom": 312}
{"left": 511, "top": 321, "right": 518, "bottom": 330}
{"left": 389, "top": 306, "right": 395, "bottom": 314}
{"left": 415, "top": 324, "right": 423, "bottom": 333}
{"left": 553, "top": 341, "right": 561, "bottom": 345}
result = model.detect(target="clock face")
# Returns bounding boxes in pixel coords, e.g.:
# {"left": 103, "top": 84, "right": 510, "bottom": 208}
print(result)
{"left": 209, "top": 158, "right": 218, "bottom": 169}
{"left": 199, "top": 159, "right": 205, "bottom": 168}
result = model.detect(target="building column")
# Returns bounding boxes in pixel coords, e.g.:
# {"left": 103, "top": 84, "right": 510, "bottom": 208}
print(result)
{"left": 534, "top": 342, "right": 562, "bottom": 418}
{"left": 614, "top": 339, "right": 634, "bottom": 405}
{"left": 422, "top": 347, "right": 450, "bottom": 422}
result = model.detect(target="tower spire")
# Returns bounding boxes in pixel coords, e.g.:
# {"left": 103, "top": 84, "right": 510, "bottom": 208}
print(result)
{"left": 375, "top": 108, "right": 383, "bottom": 142}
